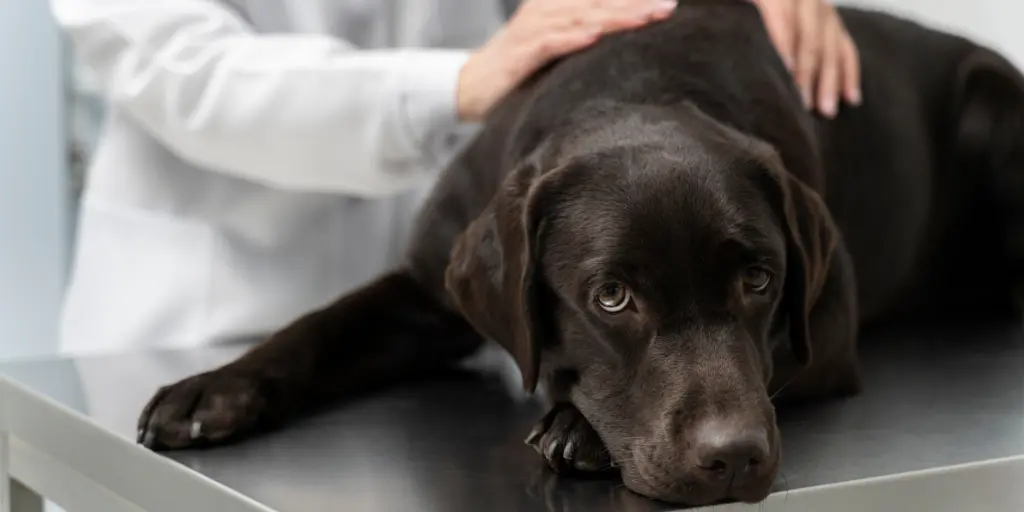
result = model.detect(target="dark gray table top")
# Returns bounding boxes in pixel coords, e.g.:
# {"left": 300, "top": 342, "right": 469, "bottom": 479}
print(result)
{"left": 1, "top": 323, "right": 1022, "bottom": 512}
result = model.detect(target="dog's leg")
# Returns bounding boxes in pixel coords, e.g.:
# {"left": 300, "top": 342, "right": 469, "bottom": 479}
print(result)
{"left": 137, "top": 270, "right": 484, "bottom": 450}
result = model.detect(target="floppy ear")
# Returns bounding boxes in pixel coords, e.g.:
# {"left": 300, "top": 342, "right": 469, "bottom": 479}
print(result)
{"left": 757, "top": 152, "right": 839, "bottom": 366}
{"left": 444, "top": 160, "right": 565, "bottom": 393}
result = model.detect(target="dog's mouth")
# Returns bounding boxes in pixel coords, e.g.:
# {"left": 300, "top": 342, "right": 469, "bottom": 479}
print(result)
{"left": 615, "top": 432, "right": 781, "bottom": 507}
{"left": 622, "top": 462, "right": 779, "bottom": 507}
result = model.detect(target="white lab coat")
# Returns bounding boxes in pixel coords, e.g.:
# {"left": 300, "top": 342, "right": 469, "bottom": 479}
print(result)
{"left": 51, "top": 0, "right": 512, "bottom": 355}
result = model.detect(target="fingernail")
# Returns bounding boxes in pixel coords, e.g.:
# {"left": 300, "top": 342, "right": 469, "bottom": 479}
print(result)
{"left": 849, "top": 88, "right": 862, "bottom": 105}
{"left": 821, "top": 98, "right": 837, "bottom": 118}
{"left": 653, "top": 0, "right": 677, "bottom": 14}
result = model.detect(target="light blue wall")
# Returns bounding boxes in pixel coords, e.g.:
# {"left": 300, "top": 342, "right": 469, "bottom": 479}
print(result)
{"left": 0, "top": 2, "right": 70, "bottom": 359}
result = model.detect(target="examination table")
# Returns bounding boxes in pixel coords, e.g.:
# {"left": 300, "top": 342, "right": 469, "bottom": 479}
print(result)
{"left": 0, "top": 323, "right": 1021, "bottom": 511}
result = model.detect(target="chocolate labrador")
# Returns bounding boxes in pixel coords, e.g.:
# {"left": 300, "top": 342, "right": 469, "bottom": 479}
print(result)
{"left": 136, "top": 0, "right": 1024, "bottom": 506}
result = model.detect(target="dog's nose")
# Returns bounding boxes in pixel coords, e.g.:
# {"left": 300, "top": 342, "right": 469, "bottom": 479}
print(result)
{"left": 691, "top": 419, "right": 769, "bottom": 478}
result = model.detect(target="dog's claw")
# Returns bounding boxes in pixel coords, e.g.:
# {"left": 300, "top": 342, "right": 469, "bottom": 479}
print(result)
{"left": 563, "top": 438, "right": 577, "bottom": 460}
{"left": 525, "top": 424, "right": 545, "bottom": 446}
{"left": 528, "top": 403, "right": 615, "bottom": 475}
{"left": 544, "top": 436, "right": 561, "bottom": 461}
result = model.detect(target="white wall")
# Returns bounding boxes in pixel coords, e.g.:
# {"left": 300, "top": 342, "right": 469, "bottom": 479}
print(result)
{"left": 838, "top": 0, "right": 1024, "bottom": 66}
{"left": 0, "top": 2, "right": 69, "bottom": 360}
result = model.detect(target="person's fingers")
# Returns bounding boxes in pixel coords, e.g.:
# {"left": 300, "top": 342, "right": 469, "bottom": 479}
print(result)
{"left": 583, "top": 0, "right": 677, "bottom": 35}
{"left": 815, "top": 13, "right": 841, "bottom": 117}
{"left": 503, "top": 1, "right": 590, "bottom": 62}
{"left": 752, "top": 0, "right": 797, "bottom": 71}
{"left": 840, "top": 35, "right": 862, "bottom": 105}
{"left": 794, "top": 0, "right": 823, "bottom": 109}
{"left": 645, "top": 0, "right": 679, "bottom": 21}
{"left": 520, "top": 0, "right": 676, "bottom": 62}
{"left": 529, "top": 25, "right": 602, "bottom": 63}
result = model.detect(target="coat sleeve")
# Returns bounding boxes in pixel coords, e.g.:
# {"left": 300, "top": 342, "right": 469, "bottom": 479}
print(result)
{"left": 50, "top": 0, "right": 481, "bottom": 197}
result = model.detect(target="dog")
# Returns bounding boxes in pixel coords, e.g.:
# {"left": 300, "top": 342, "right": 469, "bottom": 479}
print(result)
{"left": 135, "top": 0, "right": 1024, "bottom": 506}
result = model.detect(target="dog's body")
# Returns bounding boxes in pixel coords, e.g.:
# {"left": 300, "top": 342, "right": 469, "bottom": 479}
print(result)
{"left": 137, "top": 2, "right": 1024, "bottom": 506}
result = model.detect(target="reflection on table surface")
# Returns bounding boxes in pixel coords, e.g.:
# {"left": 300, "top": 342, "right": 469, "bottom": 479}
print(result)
{"left": 1, "top": 323, "right": 1022, "bottom": 512}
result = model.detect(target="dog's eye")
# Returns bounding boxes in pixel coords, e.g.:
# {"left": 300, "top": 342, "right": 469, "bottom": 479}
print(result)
{"left": 595, "top": 283, "right": 631, "bottom": 313}
{"left": 742, "top": 267, "right": 772, "bottom": 294}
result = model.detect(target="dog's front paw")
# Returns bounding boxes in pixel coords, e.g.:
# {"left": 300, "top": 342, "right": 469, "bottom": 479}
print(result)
{"left": 137, "top": 368, "right": 274, "bottom": 451}
{"left": 525, "top": 403, "right": 614, "bottom": 475}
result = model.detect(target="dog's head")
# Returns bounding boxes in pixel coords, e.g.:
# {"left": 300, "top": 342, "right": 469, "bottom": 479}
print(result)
{"left": 445, "top": 104, "right": 837, "bottom": 505}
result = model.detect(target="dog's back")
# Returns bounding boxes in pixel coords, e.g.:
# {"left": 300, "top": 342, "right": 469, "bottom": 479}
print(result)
{"left": 408, "top": 1, "right": 1024, "bottom": 328}
{"left": 823, "top": 9, "right": 1023, "bottom": 326}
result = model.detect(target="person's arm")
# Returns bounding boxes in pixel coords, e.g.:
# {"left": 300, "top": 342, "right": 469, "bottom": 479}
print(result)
{"left": 52, "top": 0, "right": 679, "bottom": 196}
{"left": 51, "top": 0, "right": 474, "bottom": 197}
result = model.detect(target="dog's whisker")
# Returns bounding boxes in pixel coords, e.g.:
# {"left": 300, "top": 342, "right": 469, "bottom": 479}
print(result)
{"left": 780, "top": 470, "right": 791, "bottom": 504}
{"left": 769, "top": 374, "right": 800, "bottom": 400}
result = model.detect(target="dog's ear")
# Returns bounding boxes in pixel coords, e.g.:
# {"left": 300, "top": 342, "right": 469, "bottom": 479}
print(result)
{"left": 444, "top": 159, "right": 570, "bottom": 393}
{"left": 756, "top": 151, "right": 839, "bottom": 366}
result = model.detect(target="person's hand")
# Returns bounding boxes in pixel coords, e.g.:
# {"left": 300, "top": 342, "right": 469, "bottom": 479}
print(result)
{"left": 457, "top": 0, "right": 678, "bottom": 122}
{"left": 750, "top": 0, "right": 861, "bottom": 118}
